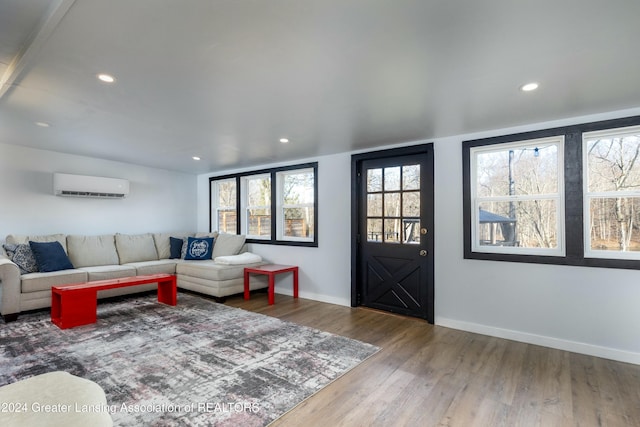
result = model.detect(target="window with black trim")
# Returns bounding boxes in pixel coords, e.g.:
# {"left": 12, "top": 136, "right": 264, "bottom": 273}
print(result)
{"left": 463, "top": 115, "right": 640, "bottom": 269}
{"left": 210, "top": 162, "right": 318, "bottom": 247}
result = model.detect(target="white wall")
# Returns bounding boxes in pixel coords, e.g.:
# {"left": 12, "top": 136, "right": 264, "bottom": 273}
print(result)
{"left": 198, "top": 107, "right": 640, "bottom": 364}
{"left": 0, "top": 143, "right": 197, "bottom": 241}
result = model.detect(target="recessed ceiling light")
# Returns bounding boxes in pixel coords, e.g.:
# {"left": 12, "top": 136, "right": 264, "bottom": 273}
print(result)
{"left": 97, "top": 73, "right": 115, "bottom": 83}
{"left": 520, "top": 82, "right": 539, "bottom": 92}
{"left": 192, "top": 156, "right": 201, "bottom": 161}
{"left": 279, "top": 138, "right": 289, "bottom": 143}
{"left": 35, "top": 121, "right": 50, "bottom": 127}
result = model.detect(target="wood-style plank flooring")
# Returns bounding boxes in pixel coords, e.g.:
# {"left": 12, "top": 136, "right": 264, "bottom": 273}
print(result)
{"left": 224, "top": 293, "right": 640, "bottom": 427}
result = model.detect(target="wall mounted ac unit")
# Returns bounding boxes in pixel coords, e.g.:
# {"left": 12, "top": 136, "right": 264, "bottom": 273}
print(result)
{"left": 53, "top": 173, "right": 130, "bottom": 198}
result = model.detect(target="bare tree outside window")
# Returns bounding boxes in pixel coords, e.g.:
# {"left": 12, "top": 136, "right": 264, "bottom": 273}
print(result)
{"left": 585, "top": 128, "right": 640, "bottom": 255}
{"left": 472, "top": 137, "right": 564, "bottom": 254}
{"left": 215, "top": 179, "right": 237, "bottom": 234}
{"left": 279, "top": 169, "right": 315, "bottom": 240}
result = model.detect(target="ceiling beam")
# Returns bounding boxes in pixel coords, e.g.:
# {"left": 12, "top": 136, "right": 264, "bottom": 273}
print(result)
{"left": 0, "top": 0, "right": 76, "bottom": 100}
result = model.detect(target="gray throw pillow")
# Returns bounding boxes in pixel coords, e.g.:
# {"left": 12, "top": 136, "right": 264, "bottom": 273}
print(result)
{"left": 2, "top": 243, "right": 39, "bottom": 274}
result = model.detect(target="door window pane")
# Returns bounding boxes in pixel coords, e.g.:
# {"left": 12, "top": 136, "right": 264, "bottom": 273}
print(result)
{"left": 367, "top": 219, "right": 383, "bottom": 242}
{"left": 367, "top": 194, "right": 382, "bottom": 216}
{"left": 403, "top": 192, "right": 420, "bottom": 217}
{"left": 367, "top": 169, "right": 382, "bottom": 192}
{"left": 384, "top": 167, "right": 401, "bottom": 191}
{"left": 384, "top": 193, "right": 401, "bottom": 217}
{"left": 403, "top": 165, "right": 420, "bottom": 190}
{"left": 384, "top": 219, "right": 402, "bottom": 243}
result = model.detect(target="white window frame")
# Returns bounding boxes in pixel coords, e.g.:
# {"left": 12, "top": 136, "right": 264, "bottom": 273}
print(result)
{"left": 276, "top": 168, "right": 315, "bottom": 242}
{"left": 583, "top": 125, "right": 640, "bottom": 260}
{"left": 470, "top": 136, "right": 566, "bottom": 256}
{"left": 241, "top": 174, "right": 271, "bottom": 240}
{"left": 211, "top": 178, "right": 237, "bottom": 234}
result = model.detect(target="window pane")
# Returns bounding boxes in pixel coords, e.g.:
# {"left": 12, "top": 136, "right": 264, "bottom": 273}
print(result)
{"left": 283, "top": 171, "right": 314, "bottom": 204}
{"left": 247, "top": 177, "right": 270, "bottom": 206}
{"left": 217, "top": 180, "right": 236, "bottom": 207}
{"left": 247, "top": 208, "right": 270, "bottom": 237}
{"left": 403, "top": 219, "right": 420, "bottom": 244}
{"left": 384, "top": 193, "right": 400, "bottom": 217}
{"left": 367, "top": 169, "right": 382, "bottom": 192}
{"left": 367, "top": 194, "right": 382, "bottom": 216}
{"left": 283, "top": 207, "right": 314, "bottom": 239}
{"left": 403, "top": 192, "right": 420, "bottom": 217}
{"left": 476, "top": 144, "right": 558, "bottom": 197}
{"left": 217, "top": 210, "right": 237, "bottom": 234}
{"left": 586, "top": 134, "right": 640, "bottom": 192}
{"left": 384, "top": 167, "right": 401, "bottom": 191}
{"left": 478, "top": 200, "right": 558, "bottom": 249}
{"left": 403, "top": 165, "right": 420, "bottom": 190}
{"left": 384, "top": 219, "right": 401, "bottom": 243}
{"left": 589, "top": 197, "right": 640, "bottom": 252}
{"left": 367, "top": 219, "right": 382, "bottom": 242}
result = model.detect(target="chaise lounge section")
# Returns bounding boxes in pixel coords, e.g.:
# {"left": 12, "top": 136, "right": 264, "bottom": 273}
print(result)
{"left": 0, "top": 232, "right": 267, "bottom": 322}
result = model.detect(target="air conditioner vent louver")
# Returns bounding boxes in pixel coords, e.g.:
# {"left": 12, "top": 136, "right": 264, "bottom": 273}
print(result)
{"left": 54, "top": 173, "right": 130, "bottom": 199}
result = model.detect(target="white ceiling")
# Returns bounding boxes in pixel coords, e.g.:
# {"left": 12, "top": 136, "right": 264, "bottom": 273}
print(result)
{"left": 1, "top": 0, "right": 639, "bottom": 174}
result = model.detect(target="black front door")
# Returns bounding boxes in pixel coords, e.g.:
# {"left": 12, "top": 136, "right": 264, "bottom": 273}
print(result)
{"left": 351, "top": 145, "right": 434, "bottom": 323}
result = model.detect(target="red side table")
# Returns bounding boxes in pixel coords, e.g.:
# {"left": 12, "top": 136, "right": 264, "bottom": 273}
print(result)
{"left": 244, "top": 264, "right": 299, "bottom": 305}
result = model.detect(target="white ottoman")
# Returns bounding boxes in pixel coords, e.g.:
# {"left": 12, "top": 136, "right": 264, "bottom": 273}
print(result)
{"left": 0, "top": 371, "right": 113, "bottom": 427}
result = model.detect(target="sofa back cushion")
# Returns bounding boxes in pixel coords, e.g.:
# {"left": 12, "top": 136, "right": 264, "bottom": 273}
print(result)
{"left": 115, "top": 233, "right": 158, "bottom": 264}
{"left": 67, "top": 235, "right": 119, "bottom": 268}
{"left": 6, "top": 234, "right": 68, "bottom": 253}
{"left": 211, "top": 233, "right": 246, "bottom": 258}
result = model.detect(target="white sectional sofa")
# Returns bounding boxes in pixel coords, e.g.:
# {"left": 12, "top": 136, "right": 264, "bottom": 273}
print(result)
{"left": 0, "top": 232, "right": 267, "bottom": 322}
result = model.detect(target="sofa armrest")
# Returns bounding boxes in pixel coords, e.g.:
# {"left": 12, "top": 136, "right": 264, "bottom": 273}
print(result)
{"left": 0, "top": 256, "right": 21, "bottom": 317}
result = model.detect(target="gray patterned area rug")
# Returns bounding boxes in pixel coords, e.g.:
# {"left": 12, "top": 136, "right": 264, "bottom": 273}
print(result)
{"left": 0, "top": 293, "right": 379, "bottom": 426}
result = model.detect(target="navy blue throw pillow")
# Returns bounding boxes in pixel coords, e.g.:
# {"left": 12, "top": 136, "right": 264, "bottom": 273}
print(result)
{"left": 169, "top": 237, "right": 184, "bottom": 259}
{"left": 184, "top": 237, "right": 214, "bottom": 260}
{"left": 28, "top": 241, "right": 74, "bottom": 272}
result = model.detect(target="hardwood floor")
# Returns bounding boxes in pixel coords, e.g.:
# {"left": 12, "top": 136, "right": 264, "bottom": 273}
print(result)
{"left": 225, "top": 293, "right": 640, "bottom": 427}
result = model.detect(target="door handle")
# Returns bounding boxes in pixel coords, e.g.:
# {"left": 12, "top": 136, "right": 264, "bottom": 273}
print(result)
{"left": 419, "top": 249, "right": 428, "bottom": 257}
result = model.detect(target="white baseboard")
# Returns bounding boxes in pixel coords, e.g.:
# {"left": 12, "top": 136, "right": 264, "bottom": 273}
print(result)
{"left": 274, "top": 289, "right": 351, "bottom": 307}
{"left": 436, "top": 317, "right": 640, "bottom": 365}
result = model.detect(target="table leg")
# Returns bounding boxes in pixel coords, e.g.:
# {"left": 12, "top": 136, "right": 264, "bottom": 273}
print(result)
{"left": 54, "top": 290, "right": 98, "bottom": 329}
{"left": 293, "top": 267, "right": 299, "bottom": 299}
{"left": 268, "top": 273, "right": 275, "bottom": 305}
{"left": 157, "top": 277, "right": 177, "bottom": 306}
{"left": 244, "top": 270, "right": 251, "bottom": 300}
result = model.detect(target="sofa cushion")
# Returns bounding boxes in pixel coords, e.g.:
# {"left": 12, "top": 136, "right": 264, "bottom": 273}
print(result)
{"left": 115, "top": 233, "right": 158, "bottom": 264}
{"left": 29, "top": 241, "right": 75, "bottom": 272}
{"left": 184, "top": 237, "right": 214, "bottom": 260}
{"left": 125, "top": 260, "right": 177, "bottom": 276}
{"left": 78, "top": 265, "right": 137, "bottom": 281}
{"left": 21, "top": 269, "right": 88, "bottom": 293}
{"left": 2, "top": 243, "right": 38, "bottom": 274}
{"left": 211, "top": 233, "right": 246, "bottom": 258}
{"left": 6, "top": 234, "right": 68, "bottom": 253}
{"left": 67, "top": 235, "right": 119, "bottom": 268}
{"left": 153, "top": 232, "right": 193, "bottom": 259}
{"left": 177, "top": 260, "right": 260, "bottom": 281}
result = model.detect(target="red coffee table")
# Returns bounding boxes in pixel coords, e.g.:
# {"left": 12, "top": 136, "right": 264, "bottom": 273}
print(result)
{"left": 51, "top": 274, "right": 177, "bottom": 329}
{"left": 244, "top": 264, "right": 298, "bottom": 305}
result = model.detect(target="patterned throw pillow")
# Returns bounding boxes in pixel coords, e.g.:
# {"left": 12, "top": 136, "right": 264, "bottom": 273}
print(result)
{"left": 2, "top": 243, "right": 39, "bottom": 274}
{"left": 184, "top": 237, "right": 214, "bottom": 260}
